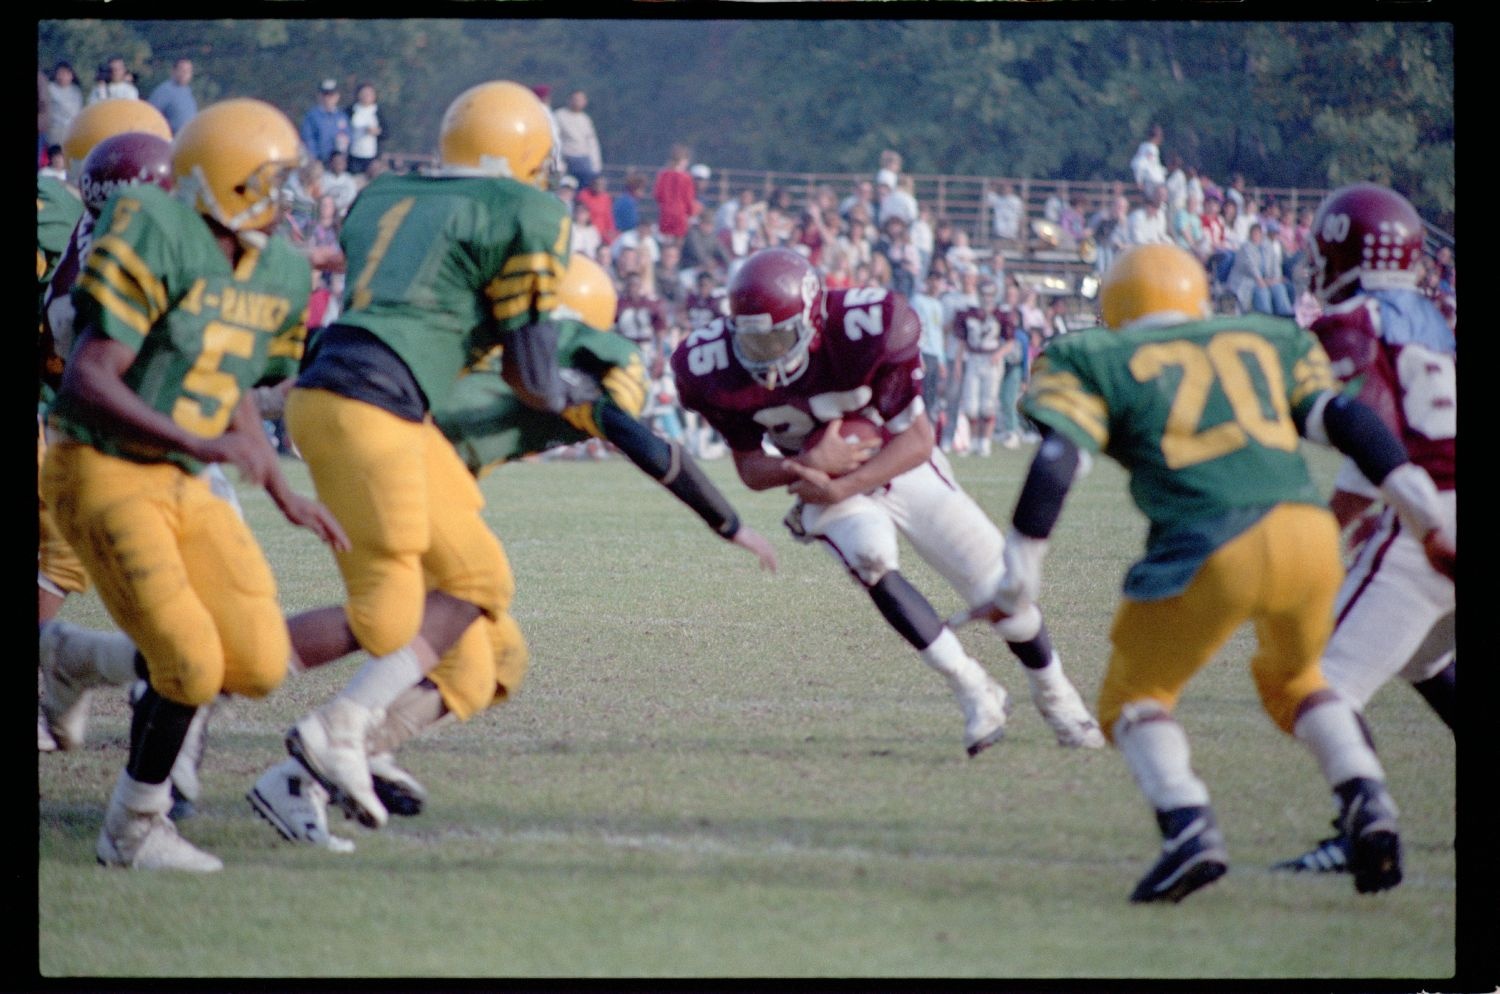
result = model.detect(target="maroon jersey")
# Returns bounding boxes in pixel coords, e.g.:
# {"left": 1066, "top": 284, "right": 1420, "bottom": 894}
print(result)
{"left": 953, "top": 305, "right": 1012, "bottom": 354}
{"left": 616, "top": 292, "right": 669, "bottom": 348}
{"left": 684, "top": 290, "right": 725, "bottom": 334}
{"left": 1311, "top": 288, "right": 1455, "bottom": 490}
{"left": 672, "top": 286, "right": 924, "bottom": 455}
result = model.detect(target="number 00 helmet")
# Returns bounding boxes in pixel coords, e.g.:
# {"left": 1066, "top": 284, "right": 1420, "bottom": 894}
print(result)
{"left": 1308, "top": 183, "right": 1425, "bottom": 304}
{"left": 79, "top": 131, "right": 173, "bottom": 218}
{"left": 62, "top": 99, "right": 172, "bottom": 181}
{"left": 556, "top": 255, "right": 618, "bottom": 332}
{"left": 171, "top": 99, "right": 303, "bottom": 233}
{"left": 1098, "top": 243, "right": 1210, "bottom": 330}
{"left": 438, "top": 80, "right": 558, "bottom": 188}
{"left": 726, "top": 247, "right": 825, "bottom": 388}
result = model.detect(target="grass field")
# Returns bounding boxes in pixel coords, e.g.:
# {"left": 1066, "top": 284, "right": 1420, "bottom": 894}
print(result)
{"left": 36, "top": 445, "right": 1463, "bottom": 982}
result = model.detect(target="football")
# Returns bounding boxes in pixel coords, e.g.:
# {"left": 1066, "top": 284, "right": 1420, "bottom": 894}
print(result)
{"left": 801, "top": 414, "right": 886, "bottom": 455}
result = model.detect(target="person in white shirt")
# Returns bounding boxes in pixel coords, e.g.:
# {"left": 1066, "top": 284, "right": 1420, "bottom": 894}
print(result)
{"left": 1130, "top": 123, "right": 1166, "bottom": 191}
{"left": 320, "top": 151, "right": 361, "bottom": 217}
{"left": 347, "top": 82, "right": 383, "bottom": 176}
{"left": 88, "top": 57, "right": 138, "bottom": 103}
{"left": 1126, "top": 183, "right": 1174, "bottom": 246}
{"left": 554, "top": 89, "right": 603, "bottom": 189}
{"left": 985, "top": 180, "right": 1024, "bottom": 243}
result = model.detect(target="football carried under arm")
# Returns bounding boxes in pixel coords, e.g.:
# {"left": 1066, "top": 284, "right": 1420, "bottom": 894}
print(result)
{"left": 786, "top": 413, "right": 932, "bottom": 506}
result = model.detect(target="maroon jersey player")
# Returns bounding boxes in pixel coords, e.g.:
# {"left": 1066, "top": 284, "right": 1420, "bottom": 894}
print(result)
{"left": 1272, "top": 183, "right": 1457, "bottom": 876}
{"left": 672, "top": 247, "right": 1104, "bottom": 755}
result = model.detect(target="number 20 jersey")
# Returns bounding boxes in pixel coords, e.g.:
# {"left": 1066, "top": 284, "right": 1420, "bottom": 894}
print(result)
{"left": 671, "top": 286, "right": 924, "bottom": 455}
{"left": 1023, "top": 314, "right": 1339, "bottom": 598}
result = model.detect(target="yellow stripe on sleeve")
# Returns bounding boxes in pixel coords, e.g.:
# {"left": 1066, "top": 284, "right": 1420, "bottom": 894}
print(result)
{"left": 76, "top": 272, "right": 152, "bottom": 336}
{"left": 89, "top": 234, "right": 169, "bottom": 317}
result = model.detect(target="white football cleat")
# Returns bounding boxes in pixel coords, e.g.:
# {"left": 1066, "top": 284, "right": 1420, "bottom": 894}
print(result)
{"left": 962, "top": 677, "right": 1010, "bottom": 757}
{"left": 96, "top": 775, "right": 222, "bottom": 873}
{"left": 286, "top": 698, "right": 388, "bottom": 830}
{"left": 39, "top": 621, "right": 99, "bottom": 751}
{"left": 248, "top": 758, "right": 355, "bottom": 852}
{"left": 1027, "top": 665, "right": 1106, "bottom": 749}
{"left": 38, "top": 706, "right": 58, "bottom": 752}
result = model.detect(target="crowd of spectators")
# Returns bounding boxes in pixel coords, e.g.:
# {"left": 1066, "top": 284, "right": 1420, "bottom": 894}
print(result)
{"left": 37, "top": 64, "right": 1457, "bottom": 464}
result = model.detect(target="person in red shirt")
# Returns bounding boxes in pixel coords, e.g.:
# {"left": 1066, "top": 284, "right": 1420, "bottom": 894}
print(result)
{"left": 577, "top": 173, "right": 618, "bottom": 246}
{"left": 653, "top": 143, "right": 701, "bottom": 240}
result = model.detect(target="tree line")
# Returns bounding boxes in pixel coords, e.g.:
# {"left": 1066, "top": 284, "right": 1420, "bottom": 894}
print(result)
{"left": 39, "top": 17, "right": 1455, "bottom": 232}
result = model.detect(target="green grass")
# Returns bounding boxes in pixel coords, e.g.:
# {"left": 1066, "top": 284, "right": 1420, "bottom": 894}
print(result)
{"left": 37, "top": 447, "right": 1457, "bottom": 980}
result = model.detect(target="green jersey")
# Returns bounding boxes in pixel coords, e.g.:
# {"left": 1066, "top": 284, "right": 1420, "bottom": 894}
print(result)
{"left": 52, "top": 184, "right": 310, "bottom": 472}
{"left": 1023, "top": 313, "right": 1338, "bottom": 599}
{"left": 334, "top": 172, "right": 571, "bottom": 412}
{"left": 37, "top": 176, "right": 83, "bottom": 304}
{"left": 437, "top": 323, "right": 646, "bottom": 475}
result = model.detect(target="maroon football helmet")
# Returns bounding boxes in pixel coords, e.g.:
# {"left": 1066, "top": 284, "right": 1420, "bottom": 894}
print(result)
{"left": 1309, "top": 183, "right": 1425, "bottom": 304}
{"left": 79, "top": 131, "right": 174, "bottom": 218}
{"left": 726, "top": 248, "right": 825, "bottom": 388}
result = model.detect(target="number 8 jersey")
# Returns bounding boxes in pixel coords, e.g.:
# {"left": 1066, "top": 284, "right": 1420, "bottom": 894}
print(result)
{"left": 1023, "top": 313, "right": 1339, "bottom": 599}
{"left": 52, "top": 184, "right": 310, "bottom": 471}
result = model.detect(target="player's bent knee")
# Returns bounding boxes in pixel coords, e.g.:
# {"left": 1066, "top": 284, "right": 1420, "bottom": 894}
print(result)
{"left": 992, "top": 603, "right": 1042, "bottom": 643}
{"left": 1258, "top": 667, "right": 1329, "bottom": 735}
{"left": 428, "top": 622, "right": 496, "bottom": 721}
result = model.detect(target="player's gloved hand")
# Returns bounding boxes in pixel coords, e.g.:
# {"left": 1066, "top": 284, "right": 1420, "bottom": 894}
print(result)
{"left": 730, "top": 524, "right": 779, "bottom": 572}
{"left": 993, "top": 527, "right": 1049, "bottom": 616}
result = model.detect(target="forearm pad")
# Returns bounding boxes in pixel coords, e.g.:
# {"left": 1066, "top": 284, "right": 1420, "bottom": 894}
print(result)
{"left": 599, "top": 402, "right": 740, "bottom": 539}
{"left": 1310, "top": 393, "right": 1409, "bottom": 489}
{"left": 501, "top": 320, "right": 567, "bottom": 414}
{"left": 1011, "top": 428, "right": 1080, "bottom": 540}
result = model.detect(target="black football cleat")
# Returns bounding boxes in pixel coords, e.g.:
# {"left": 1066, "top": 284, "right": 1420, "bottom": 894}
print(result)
{"left": 1334, "top": 777, "right": 1402, "bottom": 894}
{"left": 1129, "top": 805, "right": 1229, "bottom": 904}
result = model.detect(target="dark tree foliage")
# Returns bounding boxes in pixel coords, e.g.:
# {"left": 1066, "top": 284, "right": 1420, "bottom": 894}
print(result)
{"left": 38, "top": 17, "right": 1453, "bottom": 229}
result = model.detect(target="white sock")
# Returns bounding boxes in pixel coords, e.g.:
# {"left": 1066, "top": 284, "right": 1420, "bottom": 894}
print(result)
{"left": 111, "top": 769, "right": 172, "bottom": 816}
{"left": 1114, "top": 707, "right": 1211, "bottom": 811}
{"left": 338, "top": 645, "right": 425, "bottom": 714}
{"left": 919, "top": 629, "right": 990, "bottom": 695}
{"left": 1294, "top": 697, "right": 1386, "bottom": 786}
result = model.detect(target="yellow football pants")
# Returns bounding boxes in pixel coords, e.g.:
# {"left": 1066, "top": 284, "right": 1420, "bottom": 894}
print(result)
{"left": 37, "top": 423, "right": 90, "bottom": 596}
{"left": 285, "top": 387, "right": 513, "bottom": 659}
{"left": 428, "top": 611, "right": 530, "bottom": 721}
{"left": 1097, "top": 502, "right": 1343, "bottom": 739}
{"left": 39, "top": 440, "right": 289, "bottom": 705}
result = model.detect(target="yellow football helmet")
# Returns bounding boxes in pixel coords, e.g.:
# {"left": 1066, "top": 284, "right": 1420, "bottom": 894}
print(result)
{"left": 62, "top": 99, "right": 172, "bottom": 179}
{"left": 438, "top": 81, "right": 558, "bottom": 187}
{"left": 171, "top": 99, "right": 303, "bottom": 233}
{"left": 1099, "top": 243, "right": 1210, "bottom": 330}
{"left": 556, "top": 255, "right": 618, "bottom": 331}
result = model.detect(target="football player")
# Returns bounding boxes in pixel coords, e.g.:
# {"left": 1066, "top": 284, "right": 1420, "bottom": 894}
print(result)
{"left": 967, "top": 243, "right": 1451, "bottom": 902}
{"left": 273, "top": 80, "right": 587, "bottom": 834}
{"left": 40, "top": 98, "right": 348, "bottom": 871}
{"left": 950, "top": 279, "right": 1015, "bottom": 456}
{"left": 1271, "top": 183, "right": 1457, "bottom": 875}
{"left": 671, "top": 247, "right": 1104, "bottom": 758}
{"left": 36, "top": 102, "right": 173, "bottom": 752}
{"left": 246, "top": 256, "right": 778, "bottom": 850}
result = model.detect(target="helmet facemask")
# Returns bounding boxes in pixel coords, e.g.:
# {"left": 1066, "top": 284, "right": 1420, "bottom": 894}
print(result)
{"left": 730, "top": 310, "right": 815, "bottom": 389}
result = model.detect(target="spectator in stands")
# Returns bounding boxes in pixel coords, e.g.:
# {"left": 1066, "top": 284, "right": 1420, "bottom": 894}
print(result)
{"left": 1224, "top": 172, "right": 1248, "bottom": 214}
{"left": 874, "top": 215, "right": 921, "bottom": 299}
{"left": 654, "top": 143, "right": 702, "bottom": 241}
{"left": 641, "top": 350, "right": 686, "bottom": 445}
{"left": 346, "top": 82, "right": 383, "bottom": 177}
{"left": 45, "top": 62, "right": 82, "bottom": 149}
{"left": 320, "top": 150, "right": 360, "bottom": 217}
{"left": 683, "top": 268, "right": 726, "bottom": 333}
{"left": 1091, "top": 194, "right": 1132, "bottom": 278}
{"left": 1173, "top": 186, "right": 1208, "bottom": 261}
{"left": 911, "top": 269, "right": 950, "bottom": 439}
{"left": 878, "top": 172, "right": 919, "bottom": 229}
{"left": 1163, "top": 152, "right": 1187, "bottom": 213}
{"left": 1045, "top": 294, "right": 1072, "bottom": 341}
{"left": 1219, "top": 198, "right": 1247, "bottom": 253}
{"left": 577, "top": 173, "right": 617, "bottom": 246}
{"left": 1130, "top": 123, "right": 1166, "bottom": 192}
{"left": 39, "top": 144, "right": 67, "bottom": 181}
{"left": 910, "top": 204, "right": 936, "bottom": 277}
{"left": 986, "top": 179, "right": 1025, "bottom": 246}
{"left": 570, "top": 199, "right": 603, "bottom": 261}
{"left": 300, "top": 78, "right": 351, "bottom": 167}
{"left": 613, "top": 171, "right": 646, "bottom": 236}
{"left": 680, "top": 208, "right": 727, "bottom": 281}
{"left": 1201, "top": 193, "right": 1235, "bottom": 286}
{"left": 838, "top": 178, "right": 877, "bottom": 223}
{"left": 654, "top": 239, "right": 687, "bottom": 322}
{"left": 945, "top": 227, "right": 980, "bottom": 278}
{"left": 1059, "top": 196, "right": 1088, "bottom": 250}
{"left": 89, "top": 56, "right": 139, "bottom": 103}
{"left": 1228, "top": 222, "right": 1294, "bottom": 317}
{"left": 939, "top": 268, "right": 981, "bottom": 453}
{"left": 147, "top": 57, "right": 196, "bottom": 135}
{"left": 715, "top": 187, "right": 753, "bottom": 235}
{"left": 796, "top": 200, "right": 837, "bottom": 269}
{"left": 763, "top": 187, "right": 796, "bottom": 248}
{"left": 1127, "top": 182, "right": 1174, "bottom": 246}
{"left": 553, "top": 88, "right": 603, "bottom": 188}
{"left": 616, "top": 270, "right": 670, "bottom": 361}
{"left": 556, "top": 173, "right": 580, "bottom": 216}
